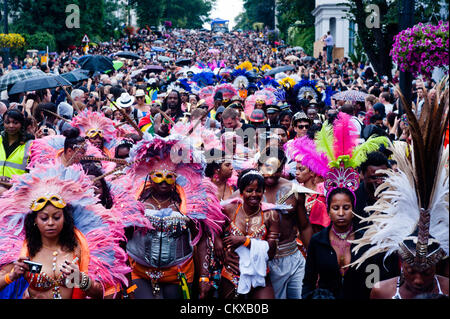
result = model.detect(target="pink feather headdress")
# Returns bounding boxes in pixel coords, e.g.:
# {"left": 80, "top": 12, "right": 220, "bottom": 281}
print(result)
{"left": 70, "top": 110, "right": 118, "bottom": 148}
{"left": 0, "top": 163, "right": 130, "bottom": 290}
{"left": 287, "top": 112, "right": 390, "bottom": 204}
{"left": 122, "top": 132, "right": 227, "bottom": 245}
{"left": 27, "top": 135, "right": 115, "bottom": 173}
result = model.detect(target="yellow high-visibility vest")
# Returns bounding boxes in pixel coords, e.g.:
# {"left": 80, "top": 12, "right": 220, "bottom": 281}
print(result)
{"left": 0, "top": 136, "right": 32, "bottom": 178}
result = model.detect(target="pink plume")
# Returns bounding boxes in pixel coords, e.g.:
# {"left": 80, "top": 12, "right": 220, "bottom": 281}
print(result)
{"left": 333, "top": 112, "right": 359, "bottom": 158}
{"left": 285, "top": 136, "right": 329, "bottom": 177}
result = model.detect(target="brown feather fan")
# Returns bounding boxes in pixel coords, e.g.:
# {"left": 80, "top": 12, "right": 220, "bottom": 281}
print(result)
{"left": 394, "top": 76, "right": 449, "bottom": 265}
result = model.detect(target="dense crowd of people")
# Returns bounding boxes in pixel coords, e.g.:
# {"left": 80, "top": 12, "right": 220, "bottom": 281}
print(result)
{"left": 0, "top": 27, "right": 448, "bottom": 300}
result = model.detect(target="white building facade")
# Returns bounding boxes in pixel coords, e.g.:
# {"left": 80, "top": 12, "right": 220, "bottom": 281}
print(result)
{"left": 311, "top": 0, "right": 356, "bottom": 58}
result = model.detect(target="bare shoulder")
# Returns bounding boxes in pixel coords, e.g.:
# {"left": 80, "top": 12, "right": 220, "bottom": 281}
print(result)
{"left": 370, "top": 277, "right": 398, "bottom": 299}
{"left": 222, "top": 201, "right": 238, "bottom": 219}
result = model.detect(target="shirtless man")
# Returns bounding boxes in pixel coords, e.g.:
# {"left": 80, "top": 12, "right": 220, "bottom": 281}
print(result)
{"left": 257, "top": 147, "right": 314, "bottom": 299}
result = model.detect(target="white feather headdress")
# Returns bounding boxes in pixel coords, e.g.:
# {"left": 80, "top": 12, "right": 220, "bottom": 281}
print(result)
{"left": 350, "top": 79, "right": 449, "bottom": 271}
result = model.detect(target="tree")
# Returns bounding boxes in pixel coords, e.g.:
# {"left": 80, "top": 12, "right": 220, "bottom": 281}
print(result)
{"left": 8, "top": 0, "right": 119, "bottom": 50}
{"left": 343, "top": 0, "right": 448, "bottom": 78}
{"left": 236, "top": 0, "right": 276, "bottom": 30}
{"left": 276, "top": 0, "right": 315, "bottom": 40}
{"left": 131, "top": 0, "right": 166, "bottom": 28}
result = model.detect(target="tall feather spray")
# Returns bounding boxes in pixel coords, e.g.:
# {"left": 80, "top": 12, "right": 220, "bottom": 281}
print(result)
{"left": 333, "top": 112, "right": 359, "bottom": 159}
{"left": 285, "top": 136, "right": 329, "bottom": 177}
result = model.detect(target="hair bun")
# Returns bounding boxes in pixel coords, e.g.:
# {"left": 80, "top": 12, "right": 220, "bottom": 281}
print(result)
{"left": 62, "top": 127, "right": 81, "bottom": 139}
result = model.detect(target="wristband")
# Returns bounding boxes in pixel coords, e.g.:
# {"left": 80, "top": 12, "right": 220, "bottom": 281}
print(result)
{"left": 4, "top": 273, "right": 13, "bottom": 285}
{"left": 243, "top": 236, "right": 251, "bottom": 247}
{"left": 199, "top": 276, "right": 210, "bottom": 283}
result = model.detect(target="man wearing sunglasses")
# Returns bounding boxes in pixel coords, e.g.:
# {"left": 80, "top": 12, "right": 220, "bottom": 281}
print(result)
{"left": 292, "top": 112, "right": 311, "bottom": 139}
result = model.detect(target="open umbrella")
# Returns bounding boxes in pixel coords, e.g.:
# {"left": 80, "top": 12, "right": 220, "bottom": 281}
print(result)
{"left": 113, "top": 60, "right": 124, "bottom": 70}
{"left": 208, "top": 48, "right": 220, "bottom": 55}
{"left": 175, "top": 58, "right": 191, "bottom": 66}
{"left": 151, "top": 46, "right": 166, "bottom": 52}
{"left": 144, "top": 65, "right": 165, "bottom": 73}
{"left": 114, "top": 51, "right": 141, "bottom": 60}
{"left": 214, "top": 41, "right": 225, "bottom": 47}
{"left": 301, "top": 56, "right": 316, "bottom": 63}
{"left": 78, "top": 55, "right": 114, "bottom": 73}
{"left": 60, "top": 68, "right": 90, "bottom": 83}
{"left": 0, "top": 69, "right": 46, "bottom": 91}
{"left": 285, "top": 55, "right": 300, "bottom": 61}
{"left": 8, "top": 74, "right": 71, "bottom": 95}
{"left": 157, "top": 56, "right": 172, "bottom": 63}
{"left": 177, "top": 39, "right": 186, "bottom": 43}
{"left": 183, "top": 48, "right": 194, "bottom": 54}
{"left": 292, "top": 46, "right": 304, "bottom": 51}
{"left": 264, "top": 65, "right": 295, "bottom": 76}
{"left": 331, "top": 90, "right": 368, "bottom": 102}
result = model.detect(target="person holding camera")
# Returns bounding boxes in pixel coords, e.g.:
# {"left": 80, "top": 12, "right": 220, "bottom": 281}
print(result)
{"left": 0, "top": 164, "right": 131, "bottom": 299}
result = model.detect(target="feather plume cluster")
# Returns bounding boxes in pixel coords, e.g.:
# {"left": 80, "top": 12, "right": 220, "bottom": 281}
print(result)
{"left": 0, "top": 164, "right": 130, "bottom": 288}
{"left": 122, "top": 132, "right": 227, "bottom": 245}
{"left": 350, "top": 79, "right": 449, "bottom": 269}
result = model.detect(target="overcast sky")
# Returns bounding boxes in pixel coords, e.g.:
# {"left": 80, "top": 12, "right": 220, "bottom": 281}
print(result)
{"left": 204, "top": 0, "right": 244, "bottom": 29}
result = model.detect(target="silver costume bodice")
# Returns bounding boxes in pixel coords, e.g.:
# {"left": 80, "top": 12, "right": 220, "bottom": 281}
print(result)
{"left": 126, "top": 208, "right": 193, "bottom": 268}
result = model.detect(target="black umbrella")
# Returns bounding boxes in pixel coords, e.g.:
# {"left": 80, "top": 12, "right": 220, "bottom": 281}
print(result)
{"left": 144, "top": 65, "right": 165, "bottom": 73}
{"left": 175, "top": 58, "right": 191, "bottom": 66}
{"left": 114, "top": 51, "right": 141, "bottom": 60}
{"left": 78, "top": 55, "right": 114, "bottom": 73}
{"left": 301, "top": 56, "right": 316, "bottom": 63}
{"left": 60, "top": 69, "right": 90, "bottom": 83}
{"left": 214, "top": 41, "right": 225, "bottom": 47}
{"left": 264, "top": 65, "right": 295, "bottom": 76}
{"left": 8, "top": 74, "right": 71, "bottom": 95}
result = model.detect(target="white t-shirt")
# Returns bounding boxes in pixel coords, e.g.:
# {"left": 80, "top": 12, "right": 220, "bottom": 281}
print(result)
{"left": 325, "top": 35, "right": 334, "bottom": 46}
{"left": 384, "top": 103, "right": 394, "bottom": 114}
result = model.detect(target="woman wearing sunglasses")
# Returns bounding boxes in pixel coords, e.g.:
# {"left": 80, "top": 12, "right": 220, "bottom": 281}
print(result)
{"left": 0, "top": 164, "right": 130, "bottom": 299}
{"left": 122, "top": 134, "right": 226, "bottom": 299}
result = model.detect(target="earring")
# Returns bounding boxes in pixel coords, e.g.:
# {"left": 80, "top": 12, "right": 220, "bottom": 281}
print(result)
{"left": 213, "top": 173, "right": 219, "bottom": 182}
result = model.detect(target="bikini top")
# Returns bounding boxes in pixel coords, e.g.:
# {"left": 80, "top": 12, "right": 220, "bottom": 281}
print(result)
{"left": 25, "top": 271, "right": 66, "bottom": 291}
{"left": 25, "top": 253, "right": 77, "bottom": 292}
{"left": 228, "top": 203, "right": 267, "bottom": 240}
{"left": 392, "top": 275, "right": 445, "bottom": 299}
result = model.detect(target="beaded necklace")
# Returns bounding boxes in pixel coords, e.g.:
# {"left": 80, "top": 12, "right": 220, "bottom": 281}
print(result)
{"left": 330, "top": 224, "right": 353, "bottom": 276}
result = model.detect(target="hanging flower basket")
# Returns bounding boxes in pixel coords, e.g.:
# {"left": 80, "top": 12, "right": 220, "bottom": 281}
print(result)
{"left": 390, "top": 21, "right": 449, "bottom": 79}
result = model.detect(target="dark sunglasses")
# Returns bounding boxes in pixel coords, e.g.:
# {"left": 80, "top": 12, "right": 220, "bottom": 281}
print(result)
{"left": 296, "top": 124, "right": 310, "bottom": 130}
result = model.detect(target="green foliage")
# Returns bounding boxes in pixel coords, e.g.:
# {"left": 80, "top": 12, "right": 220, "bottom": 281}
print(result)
{"left": 276, "top": 0, "right": 315, "bottom": 41}
{"left": 22, "top": 32, "right": 57, "bottom": 52}
{"left": 132, "top": 0, "right": 214, "bottom": 29}
{"left": 8, "top": 0, "right": 120, "bottom": 50}
{"left": 348, "top": 35, "right": 367, "bottom": 65}
{"left": 236, "top": 0, "right": 276, "bottom": 30}
{"left": 343, "top": 0, "right": 448, "bottom": 77}
{"left": 288, "top": 26, "right": 314, "bottom": 56}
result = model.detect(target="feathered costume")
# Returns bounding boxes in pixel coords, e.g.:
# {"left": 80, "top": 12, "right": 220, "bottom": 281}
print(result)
{"left": 349, "top": 80, "right": 449, "bottom": 272}
{"left": 285, "top": 112, "right": 390, "bottom": 204}
{"left": 27, "top": 134, "right": 116, "bottom": 174}
{"left": 122, "top": 132, "right": 227, "bottom": 245}
{"left": 70, "top": 110, "right": 119, "bottom": 158}
{"left": 0, "top": 163, "right": 130, "bottom": 298}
